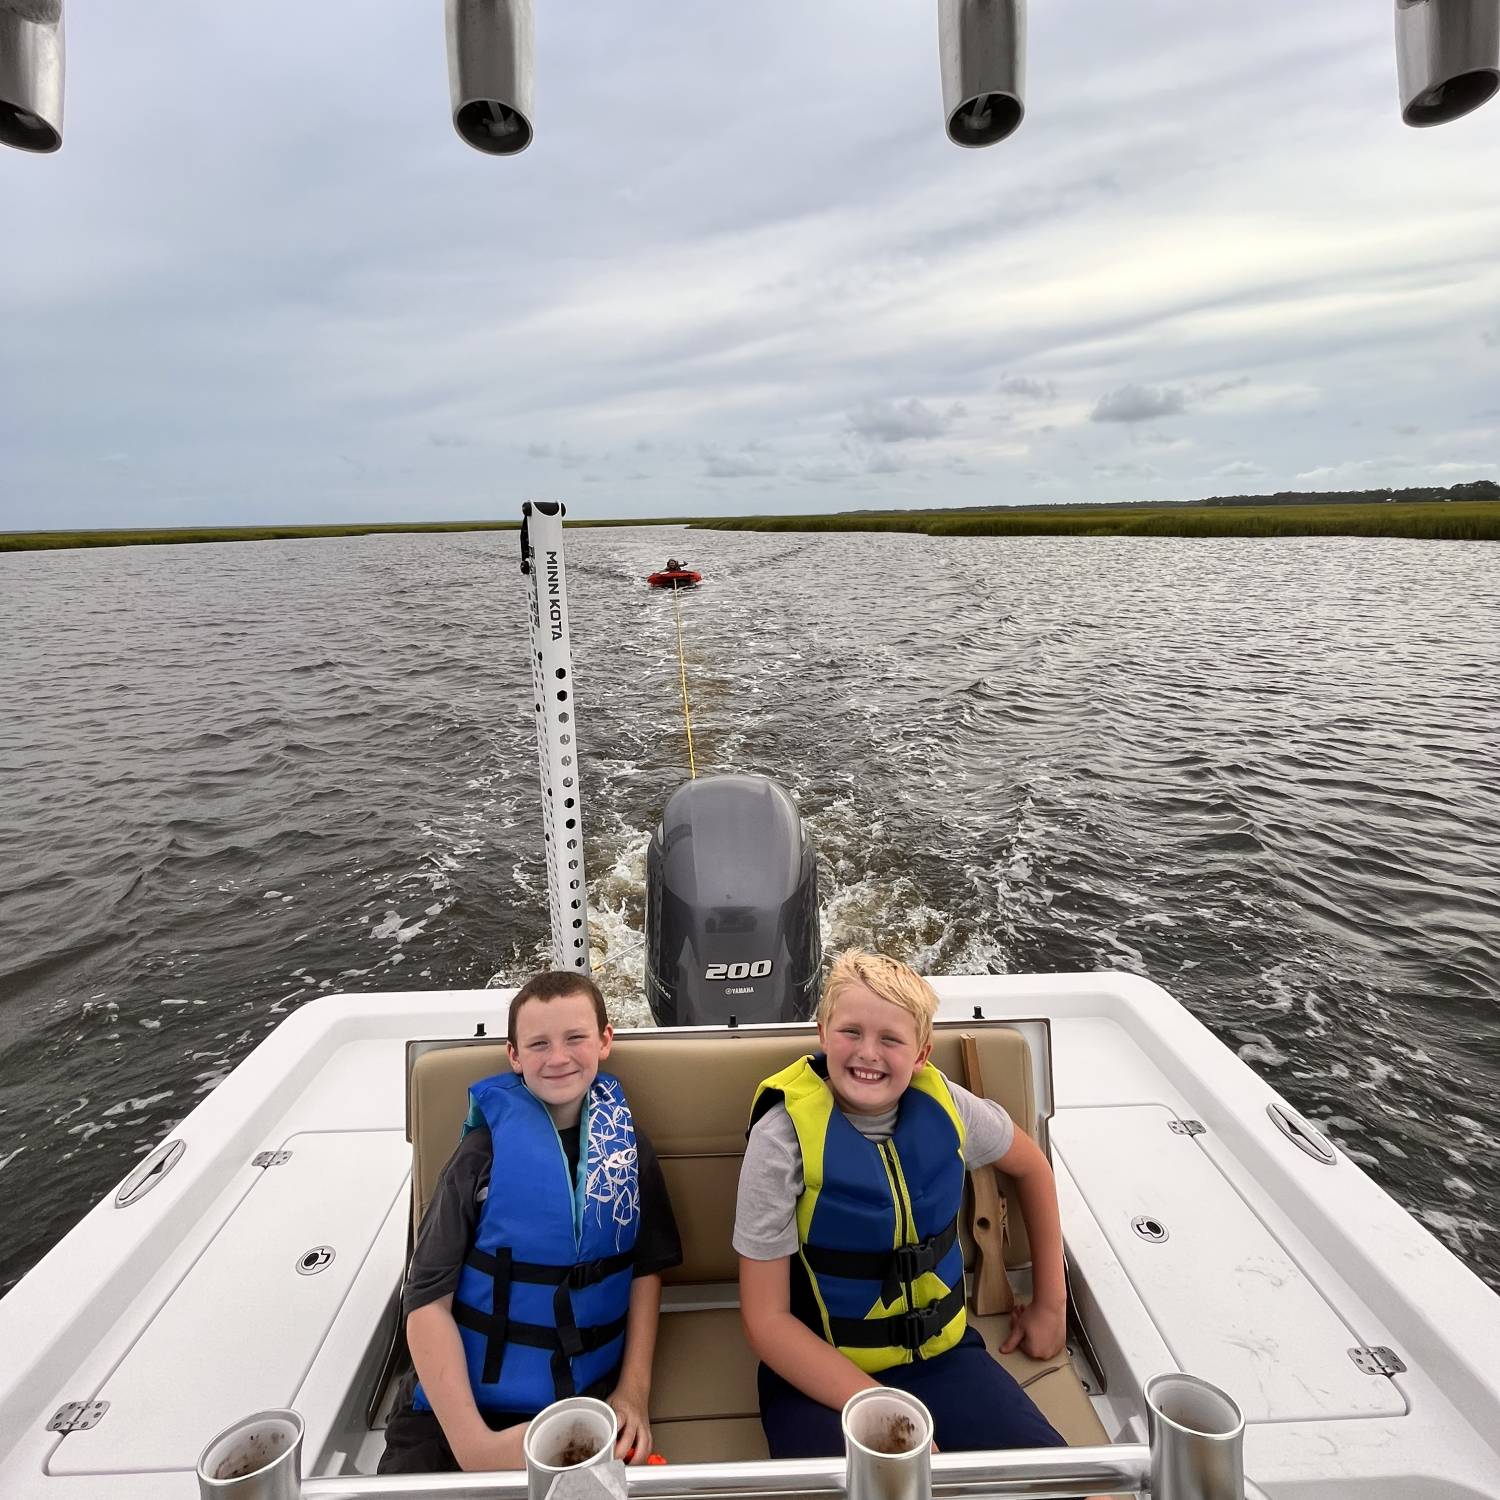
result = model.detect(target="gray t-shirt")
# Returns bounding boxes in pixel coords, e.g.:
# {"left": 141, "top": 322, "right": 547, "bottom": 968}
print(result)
{"left": 733, "top": 1079, "right": 1015, "bottom": 1261}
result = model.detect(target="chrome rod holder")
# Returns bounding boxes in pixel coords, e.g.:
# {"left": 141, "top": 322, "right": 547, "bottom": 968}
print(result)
{"left": 446, "top": 0, "right": 534, "bottom": 154}
{"left": 1396, "top": 0, "right": 1500, "bottom": 125}
{"left": 1146, "top": 1372, "right": 1246, "bottom": 1500}
{"left": 0, "top": 0, "right": 65, "bottom": 153}
{"left": 197, "top": 1408, "right": 303, "bottom": 1499}
{"left": 938, "top": 0, "right": 1025, "bottom": 147}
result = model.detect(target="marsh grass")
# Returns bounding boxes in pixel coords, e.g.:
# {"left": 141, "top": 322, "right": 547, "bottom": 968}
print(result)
{"left": 693, "top": 501, "right": 1500, "bottom": 541}
{"left": 6, "top": 502, "right": 1496, "bottom": 552}
{"left": 0, "top": 521, "right": 519, "bottom": 552}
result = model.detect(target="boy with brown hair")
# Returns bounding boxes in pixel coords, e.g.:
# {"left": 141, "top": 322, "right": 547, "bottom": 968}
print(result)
{"left": 736, "top": 950, "right": 1069, "bottom": 1456}
{"left": 380, "top": 971, "right": 681, "bottom": 1473}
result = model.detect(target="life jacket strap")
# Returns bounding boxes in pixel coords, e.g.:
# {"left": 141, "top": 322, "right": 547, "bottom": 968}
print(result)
{"left": 465, "top": 1244, "right": 635, "bottom": 1289}
{"left": 452, "top": 1301, "right": 629, "bottom": 1380}
{"left": 455, "top": 1244, "right": 634, "bottom": 1389}
{"left": 801, "top": 1214, "right": 960, "bottom": 1305}
{"left": 825, "top": 1282, "right": 967, "bottom": 1356}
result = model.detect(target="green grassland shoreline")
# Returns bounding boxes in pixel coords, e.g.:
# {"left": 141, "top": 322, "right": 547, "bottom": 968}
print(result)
{"left": 695, "top": 499, "right": 1500, "bottom": 541}
{"left": 3, "top": 498, "right": 1497, "bottom": 552}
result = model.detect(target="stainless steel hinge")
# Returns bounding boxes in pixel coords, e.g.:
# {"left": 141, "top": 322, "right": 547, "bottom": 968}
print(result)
{"left": 1349, "top": 1345, "right": 1407, "bottom": 1377}
{"left": 47, "top": 1400, "right": 108, "bottom": 1433}
{"left": 1169, "top": 1119, "right": 1206, "bottom": 1137}
{"left": 252, "top": 1150, "right": 292, "bottom": 1168}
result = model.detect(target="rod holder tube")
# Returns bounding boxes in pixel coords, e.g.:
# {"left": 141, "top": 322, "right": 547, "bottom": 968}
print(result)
{"left": 938, "top": 0, "right": 1025, "bottom": 147}
{"left": 0, "top": 0, "right": 64, "bottom": 153}
{"left": 522, "top": 1396, "right": 618, "bottom": 1500}
{"left": 842, "top": 1387, "right": 933, "bottom": 1500}
{"left": 446, "top": 0, "right": 535, "bottom": 154}
{"left": 196, "top": 1408, "right": 303, "bottom": 1500}
{"left": 1396, "top": 0, "right": 1500, "bottom": 125}
{"left": 521, "top": 501, "right": 592, "bottom": 976}
{"left": 302, "top": 1442, "right": 1154, "bottom": 1498}
{"left": 1146, "top": 1372, "right": 1246, "bottom": 1500}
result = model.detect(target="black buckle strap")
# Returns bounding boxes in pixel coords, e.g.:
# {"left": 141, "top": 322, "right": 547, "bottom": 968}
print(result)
{"left": 457, "top": 1245, "right": 632, "bottom": 1394}
{"left": 453, "top": 1301, "right": 629, "bottom": 1358}
{"left": 826, "top": 1282, "right": 966, "bottom": 1355}
{"left": 480, "top": 1248, "right": 511, "bottom": 1384}
{"left": 466, "top": 1246, "right": 634, "bottom": 1289}
{"left": 802, "top": 1216, "right": 959, "bottom": 1303}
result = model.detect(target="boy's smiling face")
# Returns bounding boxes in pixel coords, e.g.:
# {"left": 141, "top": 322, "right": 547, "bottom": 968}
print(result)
{"left": 819, "top": 981, "right": 931, "bottom": 1115}
{"left": 508, "top": 990, "right": 613, "bottom": 1127}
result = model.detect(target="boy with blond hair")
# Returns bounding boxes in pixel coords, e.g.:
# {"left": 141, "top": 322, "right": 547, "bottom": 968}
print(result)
{"left": 735, "top": 950, "right": 1068, "bottom": 1456}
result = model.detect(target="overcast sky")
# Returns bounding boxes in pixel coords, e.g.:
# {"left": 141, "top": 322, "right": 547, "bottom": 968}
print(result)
{"left": 2, "top": 0, "right": 1498, "bottom": 528}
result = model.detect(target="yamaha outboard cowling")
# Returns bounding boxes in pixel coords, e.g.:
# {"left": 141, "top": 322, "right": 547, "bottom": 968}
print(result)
{"left": 646, "top": 774, "right": 820, "bottom": 1026}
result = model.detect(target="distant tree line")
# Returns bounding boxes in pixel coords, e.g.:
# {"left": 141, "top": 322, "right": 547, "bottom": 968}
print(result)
{"left": 848, "top": 479, "right": 1499, "bottom": 517}
{"left": 1199, "top": 480, "right": 1499, "bottom": 509}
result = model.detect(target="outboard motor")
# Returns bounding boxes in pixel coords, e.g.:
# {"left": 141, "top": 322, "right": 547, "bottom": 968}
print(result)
{"left": 646, "top": 774, "right": 821, "bottom": 1027}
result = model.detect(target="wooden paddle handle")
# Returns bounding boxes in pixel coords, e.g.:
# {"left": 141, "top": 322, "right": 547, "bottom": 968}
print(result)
{"left": 960, "top": 1032, "right": 1015, "bottom": 1316}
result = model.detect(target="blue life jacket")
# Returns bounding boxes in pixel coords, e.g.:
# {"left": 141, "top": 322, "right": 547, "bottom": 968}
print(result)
{"left": 413, "top": 1070, "right": 639, "bottom": 1414}
{"left": 750, "top": 1054, "right": 967, "bottom": 1372}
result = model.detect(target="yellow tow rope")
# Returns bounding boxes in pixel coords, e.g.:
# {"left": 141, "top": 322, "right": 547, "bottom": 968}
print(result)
{"left": 671, "top": 582, "right": 698, "bottom": 779}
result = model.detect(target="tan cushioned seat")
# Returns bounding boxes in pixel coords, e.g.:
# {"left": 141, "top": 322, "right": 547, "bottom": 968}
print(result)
{"left": 406, "top": 1022, "right": 1107, "bottom": 1451}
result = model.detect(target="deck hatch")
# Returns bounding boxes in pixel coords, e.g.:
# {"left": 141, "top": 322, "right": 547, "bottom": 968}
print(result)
{"left": 1053, "top": 1104, "right": 1406, "bottom": 1424}
{"left": 47, "top": 1130, "right": 409, "bottom": 1476}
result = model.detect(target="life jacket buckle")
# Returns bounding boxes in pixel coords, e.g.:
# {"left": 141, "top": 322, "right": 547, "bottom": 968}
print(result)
{"left": 894, "top": 1240, "right": 936, "bottom": 1282}
{"left": 892, "top": 1302, "right": 946, "bottom": 1354}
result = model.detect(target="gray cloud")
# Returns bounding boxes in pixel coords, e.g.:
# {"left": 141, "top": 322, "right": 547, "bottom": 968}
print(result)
{"left": 1093, "top": 461, "right": 1159, "bottom": 481}
{"left": 1090, "top": 385, "right": 1189, "bottom": 424}
{"left": 848, "top": 398, "right": 950, "bottom": 444}
{"left": 1212, "top": 460, "right": 1266, "bottom": 478}
{"left": 701, "top": 443, "right": 777, "bottom": 478}
{"left": 793, "top": 460, "right": 857, "bottom": 484}
{"left": 998, "top": 375, "right": 1058, "bottom": 400}
{"left": 1197, "top": 376, "right": 1252, "bottom": 400}
{"left": 428, "top": 431, "right": 470, "bottom": 448}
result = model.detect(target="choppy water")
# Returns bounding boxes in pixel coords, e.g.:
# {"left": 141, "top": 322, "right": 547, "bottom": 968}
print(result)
{"left": 1, "top": 527, "right": 1498, "bottom": 1295}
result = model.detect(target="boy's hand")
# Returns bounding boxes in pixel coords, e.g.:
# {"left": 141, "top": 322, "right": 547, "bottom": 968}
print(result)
{"left": 608, "top": 1382, "right": 652, "bottom": 1466}
{"left": 454, "top": 1418, "right": 530, "bottom": 1472}
{"left": 999, "top": 1298, "right": 1067, "bottom": 1362}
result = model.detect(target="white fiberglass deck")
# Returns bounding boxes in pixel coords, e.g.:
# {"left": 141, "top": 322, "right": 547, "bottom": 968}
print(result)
{"left": 0, "top": 973, "right": 1498, "bottom": 1498}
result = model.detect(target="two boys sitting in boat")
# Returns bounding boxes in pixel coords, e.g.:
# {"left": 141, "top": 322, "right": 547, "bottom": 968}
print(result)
{"left": 380, "top": 951, "right": 1072, "bottom": 1473}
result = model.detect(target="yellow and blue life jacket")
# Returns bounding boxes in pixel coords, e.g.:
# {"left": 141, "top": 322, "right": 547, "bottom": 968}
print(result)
{"left": 414, "top": 1070, "right": 639, "bottom": 1414}
{"left": 750, "top": 1054, "right": 968, "bottom": 1372}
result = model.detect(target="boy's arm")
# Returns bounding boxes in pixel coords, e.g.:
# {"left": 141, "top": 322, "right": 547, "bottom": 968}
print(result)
{"left": 608, "top": 1273, "right": 661, "bottom": 1464}
{"left": 407, "top": 1297, "right": 528, "bottom": 1470}
{"left": 739, "top": 1254, "right": 880, "bottom": 1411}
{"left": 992, "top": 1128, "right": 1068, "bottom": 1359}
